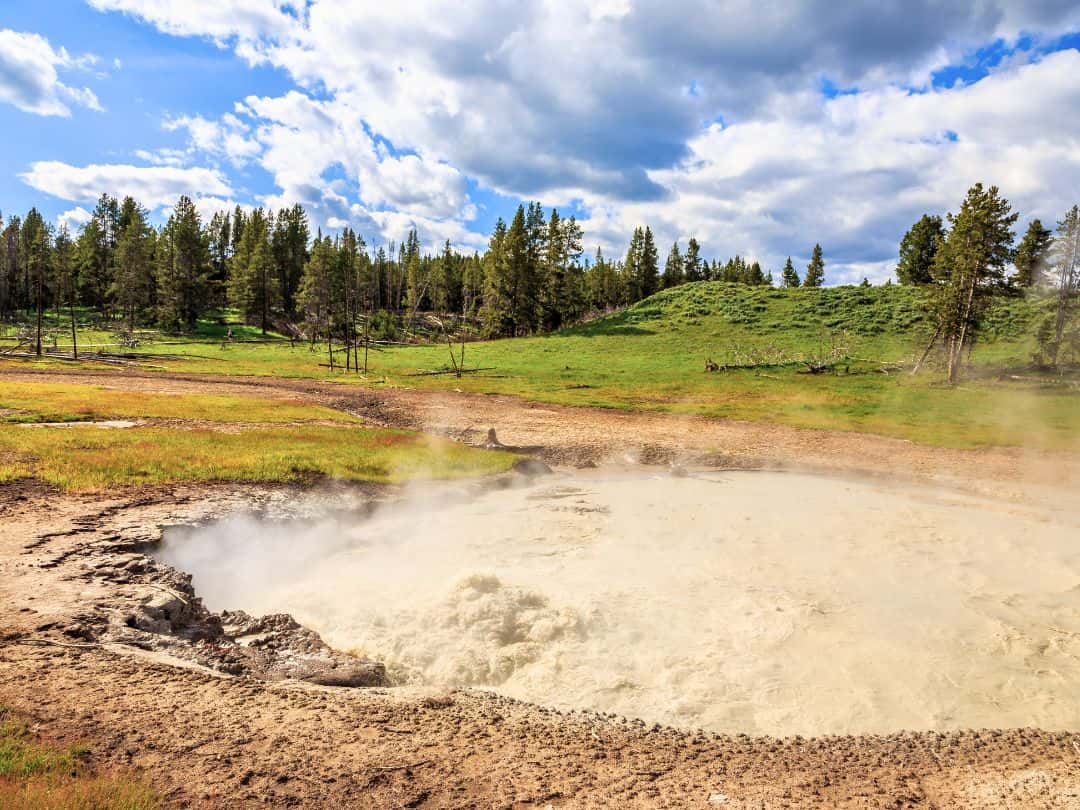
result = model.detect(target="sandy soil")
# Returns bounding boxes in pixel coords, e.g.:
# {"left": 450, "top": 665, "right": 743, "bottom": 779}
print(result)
{"left": 2, "top": 367, "right": 1080, "bottom": 808}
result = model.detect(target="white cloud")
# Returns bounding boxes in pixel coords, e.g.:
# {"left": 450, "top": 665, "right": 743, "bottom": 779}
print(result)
{"left": 0, "top": 29, "right": 103, "bottom": 116}
{"left": 81, "top": 0, "right": 1080, "bottom": 278}
{"left": 86, "top": 0, "right": 299, "bottom": 45}
{"left": 578, "top": 50, "right": 1080, "bottom": 282}
{"left": 20, "top": 161, "right": 234, "bottom": 210}
{"left": 57, "top": 206, "right": 93, "bottom": 231}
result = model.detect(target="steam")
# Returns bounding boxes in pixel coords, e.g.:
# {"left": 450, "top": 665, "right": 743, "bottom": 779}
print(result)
{"left": 156, "top": 469, "right": 1080, "bottom": 736}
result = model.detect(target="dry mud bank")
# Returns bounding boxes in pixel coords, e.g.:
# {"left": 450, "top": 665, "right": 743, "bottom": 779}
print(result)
{"left": 2, "top": 369, "right": 1080, "bottom": 807}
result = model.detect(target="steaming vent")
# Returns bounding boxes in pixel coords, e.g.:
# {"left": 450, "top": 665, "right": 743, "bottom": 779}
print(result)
{"left": 155, "top": 470, "right": 1080, "bottom": 737}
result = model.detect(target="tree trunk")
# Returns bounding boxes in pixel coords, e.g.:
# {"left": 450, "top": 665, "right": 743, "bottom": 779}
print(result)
{"left": 70, "top": 296, "right": 78, "bottom": 360}
{"left": 911, "top": 321, "right": 943, "bottom": 376}
{"left": 1050, "top": 234, "right": 1078, "bottom": 367}
{"left": 35, "top": 270, "right": 43, "bottom": 357}
{"left": 948, "top": 271, "right": 978, "bottom": 384}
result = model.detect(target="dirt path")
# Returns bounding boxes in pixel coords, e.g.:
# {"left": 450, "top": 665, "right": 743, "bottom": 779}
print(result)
{"left": 2, "top": 367, "right": 1080, "bottom": 808}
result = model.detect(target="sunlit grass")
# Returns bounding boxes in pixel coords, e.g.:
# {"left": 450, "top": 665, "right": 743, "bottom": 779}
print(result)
{"left": 0, "top": 706, "right": 159, "bottom": 810}
{"left": 0, "top": 424, "right": 515, "bottom": 492}
{"left": 0, "top": 381, "right": 360, "bottom": 425}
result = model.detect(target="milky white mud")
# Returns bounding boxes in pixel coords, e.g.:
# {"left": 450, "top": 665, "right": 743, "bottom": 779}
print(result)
{"left": 157, "top": 470, "right": 1080, "bottom": 737}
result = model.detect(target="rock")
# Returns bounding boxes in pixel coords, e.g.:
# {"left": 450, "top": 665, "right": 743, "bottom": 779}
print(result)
{"left": 513, "top": 458, "right": 553, "bottom": 477}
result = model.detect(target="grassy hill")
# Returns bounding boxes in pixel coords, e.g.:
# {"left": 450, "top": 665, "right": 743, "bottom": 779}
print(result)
{"left": 3, "top": 283, "right": 1076, "bottom": 450}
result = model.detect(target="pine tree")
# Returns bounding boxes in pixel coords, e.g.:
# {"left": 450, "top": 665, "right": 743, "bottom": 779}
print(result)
{"left": 638, "top": 227, "right": 659, "bottom": 300}
{"left": 623, "top": 227, "right": 643, "bottom": 302}
{"left": 273, "top": 204, "right": 310, "bottom": 315}
{"left": 747, "top": 261, "right": 766, "bottom": 285}
{"left": 1035, "top": 205, "right": 1080, "bottom": 366}
{"left": 0, "top": 215, "right": 19, "bottom": 318}
{"left": 662, "top": 242, "right": 684, "bottom": 289}
{"left": 781, "top": 257, "right": 800, "bottom": 288}
{"left": 207, "top": 210, "right": 231, "bottom": 308}
{"left": 77, "top": 194, "right": 120, "bottom": 317}
{"left": 897, "top": 214, "right": 944, "bottom": 285}
{"left": 298, "top": 233, "right": 335, "bottom": 344}
{"left": 803, "top": 244, "right": 825, "bottom": 288}
{"left": 228, "top": 209, "right": 282, "bottom": 333}
{"left": 53, "top": 225, "right": 78, "bottom": 357}
{"left": 931, "top": 183, "right": 1017, "bottom": 383}
{"left": 480, "top": 218, "right": 512, "bottom": 337}
{"left": 111, "top": 197, "right": 155, "bottom": 331}
{"left": 684, "top": 238, "right": 703, "bottom": 282}
{"left": 1011, "top": 219, "right": 1053, "bottom": 288}
{"left": 20, "top": 209, "right": 50, "bottom": 355}
{"left": 156, "top": 196, "right": 210, "bottom": 330}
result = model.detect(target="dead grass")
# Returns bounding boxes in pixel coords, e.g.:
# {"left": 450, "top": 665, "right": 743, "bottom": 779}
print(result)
{"left": 0, "top": 706, "right": 158, "bottom": 810}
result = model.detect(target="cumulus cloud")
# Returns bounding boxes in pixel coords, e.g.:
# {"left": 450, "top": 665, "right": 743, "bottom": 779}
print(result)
{"left": 580, "top": 50, "right": 1080, "bottom": 283}
{"left": 86, "top": 0, "right": 298, "bottom": 45}
{"left": 57, "top": 206, "right": 93, "bottom": 231}
{"left": 81, "top": 0, "right": 1080, "bottom": 277}
{"left": 0, "top": 29, "right": 103, "bottom": 116}
{"left": 20, "top": 160, "right": 234, "bottom": 210}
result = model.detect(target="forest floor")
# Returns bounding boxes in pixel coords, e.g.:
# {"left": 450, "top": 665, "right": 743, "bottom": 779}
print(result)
{"left": 1, "top": 367, "right": 1079, "bottom": 808}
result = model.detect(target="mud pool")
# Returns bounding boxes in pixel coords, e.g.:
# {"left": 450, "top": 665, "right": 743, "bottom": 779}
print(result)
{"left": 155, "top": 470, "right": 1080, "bottom": 737}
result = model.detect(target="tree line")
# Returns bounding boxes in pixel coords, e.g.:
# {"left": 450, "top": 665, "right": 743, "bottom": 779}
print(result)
{"left": 897, "top": 184, "right": 1079, "bottom": 379}
{"left": 7, "top": 184, "right": 1075, "bottom": 379}
{"left": 1, "top": 194, "right": 831, "bottom": 354}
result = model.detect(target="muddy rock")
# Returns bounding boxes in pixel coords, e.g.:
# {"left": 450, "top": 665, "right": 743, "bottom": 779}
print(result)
{"left": 513, "top": 458, "right": 553, "bottom": 477}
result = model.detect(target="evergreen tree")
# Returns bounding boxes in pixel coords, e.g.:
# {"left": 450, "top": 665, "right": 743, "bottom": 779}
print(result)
{"left": 897, "top": 214, "right": 944, "bottom": 285}
{"left": 662, "top": 242, "right": 684, "bottom": 289}
{"left": 638, "top": 226, "right": 659, "bottom": 300}
{"left": 156, "top": 196, "right": 210, "bottom": 330}
{"left": 0, "top": 215, "right": 19, "bottom": 318}
{"left": 480, "top": 218, "right": 512, "bottom": 337}
{"left": 1011, "top": 219, "right": 1053, "bottom": 288}
{"left": 207, "top": 210, "right": 231, "bottom": 308}
{"left": 52, "top": 225, "right": 78, "bottom": 356}
{"left": 803, "top": 244, "right": 825, "bottom": 287}
{"left": 272, "top": 204, "right": 310, "bottom": 315}
{"left": 77, "top": 194, "right": 120, "bottom": 316}
{"left": 931, "top": 183, "right": 1017, "bottom": 383}
{"left": 623, "top": 227, "right": 643, "bottom": 302}
{"left": 298, "top": 232, "right": 335, "bottom": 343}
{"left": 781, "top": 257, "right": 800, "bottom": 288}
{"left": 747, "top": 260, "right": 766, "bottom": 285}
{"left": 111, "top": 197, "right": 155, "bottom": 331}
{"left": 684, "top": 238, "right": 703, "bottom": 282}
{"left": 229, "top": 209, "right": 281, "bottom": 334}
{"left": 1035, "top": 205, "right": 1080, "bottom": 366}
{"left": 20, "top": 209, "right": 50, "bottom": 355}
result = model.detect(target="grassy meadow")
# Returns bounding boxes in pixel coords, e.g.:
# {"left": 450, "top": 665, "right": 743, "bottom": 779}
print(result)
{"left": 2, "top": 282, "right": 1078, "bottom": 451}
{"left": 0, "top": 381, "right": 515, "bottom": 491}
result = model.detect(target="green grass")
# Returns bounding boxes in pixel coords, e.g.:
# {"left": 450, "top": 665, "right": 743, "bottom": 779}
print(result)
{"left": 0, "top": 706, "right": 159, "bottom": 810}
{"left": 0, "top": 382, "right": 361, "bottom": 425}
{"left": 3, "top": 285, "right": 1077, "bottom": 451}
{"left": 0, "top": 384, "right": 515, "bottom": 491}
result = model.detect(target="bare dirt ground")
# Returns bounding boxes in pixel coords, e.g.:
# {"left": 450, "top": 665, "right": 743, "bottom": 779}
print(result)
{"left": 2, "top": 367, "right": 1079, "bottom": 808}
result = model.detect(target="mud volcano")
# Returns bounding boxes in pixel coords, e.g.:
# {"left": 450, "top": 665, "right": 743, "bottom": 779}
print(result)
{"left": 155, "top": 470, "right": 1080, "bottom": 737}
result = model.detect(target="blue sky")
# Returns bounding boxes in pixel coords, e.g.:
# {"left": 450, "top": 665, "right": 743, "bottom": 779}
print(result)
{"left": 2, "top": 1, "right": 1080, "bottom": 282}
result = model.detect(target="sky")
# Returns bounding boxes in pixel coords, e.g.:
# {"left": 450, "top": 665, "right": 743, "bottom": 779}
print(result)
{"left": 2, "top": 1, "right": 1079, "bottom": 284}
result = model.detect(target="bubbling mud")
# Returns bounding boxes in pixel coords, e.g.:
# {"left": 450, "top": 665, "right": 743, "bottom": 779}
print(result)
{"left": 156, "top": 470, "right": 1080, "bottom": 737}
